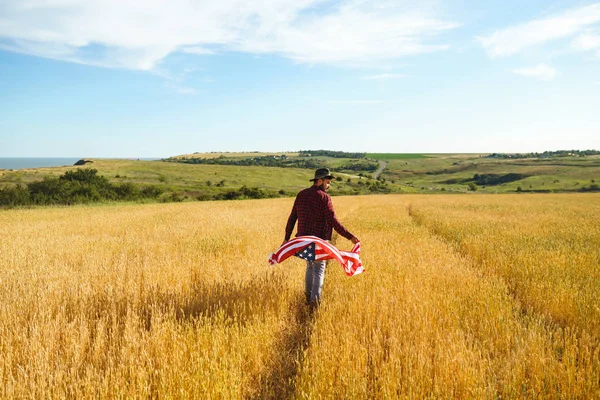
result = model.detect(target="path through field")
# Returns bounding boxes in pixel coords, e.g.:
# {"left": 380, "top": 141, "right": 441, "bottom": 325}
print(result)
{"left": 372, "top": 160, "right": 387, "bottom": 179}
{"left": 1, "top": 194, "right": 599, "bottom": 398}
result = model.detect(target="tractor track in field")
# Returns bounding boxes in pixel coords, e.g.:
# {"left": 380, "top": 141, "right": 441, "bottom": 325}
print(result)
{"left": 406, "top": 201, "right": 592, "bottom": 338}
{"left": 252, "top": 299, "right": 316, "bottom": 400}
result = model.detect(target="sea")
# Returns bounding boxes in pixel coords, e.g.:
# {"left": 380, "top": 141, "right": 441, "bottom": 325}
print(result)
{"left": 0, "top": 158, "right": 160, "bottom": 170}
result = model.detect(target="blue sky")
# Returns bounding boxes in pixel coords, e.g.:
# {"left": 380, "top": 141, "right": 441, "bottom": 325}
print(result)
{"left": 1, "top": 0, "right": 599, "bottom": 157}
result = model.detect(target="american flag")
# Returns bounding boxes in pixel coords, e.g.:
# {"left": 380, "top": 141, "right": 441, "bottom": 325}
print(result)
{"left": 268, "top": 235, "right": 364, "bottom": 277}
{"left": 295, "top": 242, "right": 316, "bottom": 261}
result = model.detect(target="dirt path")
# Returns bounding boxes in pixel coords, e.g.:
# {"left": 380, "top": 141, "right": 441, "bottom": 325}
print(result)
{"left": 373, "top": 160, "right": 387, "bottom": 179}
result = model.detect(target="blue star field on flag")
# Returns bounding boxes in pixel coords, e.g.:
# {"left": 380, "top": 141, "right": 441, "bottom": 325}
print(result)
{"left": 294, "top": 242, "right": 316, "bottom": 261}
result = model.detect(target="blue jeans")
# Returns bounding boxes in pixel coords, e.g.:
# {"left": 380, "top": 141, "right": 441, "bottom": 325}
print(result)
{"left": 305, "top": 260, "right": 327, "bottom": 304}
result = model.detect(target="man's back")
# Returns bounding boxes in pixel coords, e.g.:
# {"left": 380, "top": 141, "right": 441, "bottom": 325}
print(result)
{"left": 294, "top": 185, "right": 330, "bottom": 239}
{"left": 285, "top": 185, "right": 352, "bottom": 241}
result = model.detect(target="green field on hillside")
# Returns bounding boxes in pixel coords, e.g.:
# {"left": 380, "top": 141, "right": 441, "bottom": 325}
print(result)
{"left": 376, "top": 153, "right": 600, "bottom": 193}
{"left": 0, "top": 154, "right": 403, "bottom": 206}
{"left": 1, "top": 152, "right": 599, "bottom": 207}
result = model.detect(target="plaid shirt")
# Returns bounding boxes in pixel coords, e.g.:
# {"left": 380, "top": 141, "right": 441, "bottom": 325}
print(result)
{"left": 285, "top": 185, "right": 354, "bottom": 241}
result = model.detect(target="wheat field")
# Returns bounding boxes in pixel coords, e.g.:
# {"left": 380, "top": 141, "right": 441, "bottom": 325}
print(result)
{"left": 1, "top": 194, "right": 599, "bottom": 398}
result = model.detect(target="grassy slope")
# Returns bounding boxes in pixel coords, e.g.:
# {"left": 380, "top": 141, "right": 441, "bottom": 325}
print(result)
{"left": 379, "top": 154, "right": 600, "bottom": 193}
{"left": 0, "top": 156, "right": 407, "bottom": 202}
{"left": 0, "top": 159, "right": 312, "bottom": 194}
{"left": 1, "top": 153, "right": 598, "bottom": 197}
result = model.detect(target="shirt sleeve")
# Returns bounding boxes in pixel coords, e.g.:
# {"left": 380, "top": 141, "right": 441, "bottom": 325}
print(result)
{"left": 284, "top": 200, "right": 298, "bottom": 241}
{"left": 324, "top": 195, "right": 354, "bottom": 240}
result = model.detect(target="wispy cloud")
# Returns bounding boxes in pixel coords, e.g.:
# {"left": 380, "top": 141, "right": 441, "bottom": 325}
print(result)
{"left": 328, "top": 100, "right": 384, "bottom": 105}
{"left": 513, "top": 64, "right": 558, "bottom": 81}
{"left": 572, "top": 29, "right": 600, "bottom": 56}
{"left": 176, "top": 87, "right": 197, "bottom": 95}
{"left": 164, "top": 81, "right": 198, "bottom": 95}
{"left": 182, "top": 46, "right": 216, "bottom": 56}
{"left": 477, "top": 3, "right": 600, "bottom": 57}
{"left": 0, "top": 0, "right": 459, "bottom": 70}
{"left": 236, "top": 2, "right": 459, "bottom": 66}
{"left": 363, "top": 73, "right": 405, "bottom": 80}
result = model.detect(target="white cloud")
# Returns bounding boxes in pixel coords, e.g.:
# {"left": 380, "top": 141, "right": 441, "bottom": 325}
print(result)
{"left": 235, "top": 2, "right": 459, "bottom": 66}
{"left": 478, "top": 3, "right": 600, "bottom": 57}
{"left": 513, "top": 64, "right": 558, "bottom": 81}
{"left": 0, "top": 0, "right": 458, "bottom": 70}
{"left": 363, "top": 73, "right": 405, "bottom": 80}
{"left": 182, "top": 46, "right": 216, "bottom": 56}
{"left": 572, "top": 29, "right": 600, "bottom": 56}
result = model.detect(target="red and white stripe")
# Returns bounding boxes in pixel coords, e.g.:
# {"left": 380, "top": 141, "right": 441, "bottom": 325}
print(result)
{"left": 269, "top": 235, "right": 364, "bottom": 277}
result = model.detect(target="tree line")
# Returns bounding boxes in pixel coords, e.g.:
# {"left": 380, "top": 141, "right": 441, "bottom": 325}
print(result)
{"left": 444, "top": 173, "right": 528, "bottom": 186}
{"left": 486, "top": 150, "right": 600, "bottom": 159}
{"left": 164, "top": 153, "right": 378, "bottom": 172}
{"left": 163, "top": 155, "right": 324, "bottom": 170}
{"left": 298, "top": 150, "right": 366, "bottom": 158}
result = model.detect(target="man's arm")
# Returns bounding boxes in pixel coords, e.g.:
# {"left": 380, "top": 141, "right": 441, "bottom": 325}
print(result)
{"left": 284, "top": 202, "right": 298, "bottom": 242}
{"left": 324, "top": 195, "right": 358, "bottom": 242}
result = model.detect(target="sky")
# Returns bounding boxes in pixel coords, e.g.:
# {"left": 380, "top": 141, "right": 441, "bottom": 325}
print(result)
{"left": 1, "top": 0, "right": 599, "bottom": 157}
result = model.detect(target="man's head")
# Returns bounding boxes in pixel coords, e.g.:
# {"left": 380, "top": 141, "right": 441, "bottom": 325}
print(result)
{"left": 310, "top": 168, "right": 334, "bottom": 191}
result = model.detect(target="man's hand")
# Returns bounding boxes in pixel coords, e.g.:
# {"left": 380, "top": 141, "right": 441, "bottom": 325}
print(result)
{"left": 281, "top": 240, "right": 289, "bottom": 247}
{"left": 351, "top": 236, "right": 359, "bottom": 244}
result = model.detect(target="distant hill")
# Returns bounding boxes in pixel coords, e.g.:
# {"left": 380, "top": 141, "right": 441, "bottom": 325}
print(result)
{"left": 2, "top": 151, "right": 599, "bottom": 207}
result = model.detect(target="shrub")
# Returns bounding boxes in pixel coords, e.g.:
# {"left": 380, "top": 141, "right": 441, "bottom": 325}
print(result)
{"left": 141, "top": 185, "right": 164, "bottom": 198}
{"left": 471, "top": 173, "right": 527, "bottom": 186}
{"left": 216, "top": 186, "right": 273, "bottom": 201}
{"left": 114, "top": 183, "right": 140, "bottom": 200}
{"left": 579, "top": 184, "right": 600, "bottom": 192}
{"left": 61, "top": 168, "right": 108, "bottom": 185}
{"left": 1, "top": 169, "right": 169, "bottom": 207}
{"left": 0, "top": 185, "right": 31, "bottom": 207}
{"left": 162, "top": 192, "right": 186, "bottom": 202}
{"left": 196, "top": 193, "right": 212, "bottom": 201}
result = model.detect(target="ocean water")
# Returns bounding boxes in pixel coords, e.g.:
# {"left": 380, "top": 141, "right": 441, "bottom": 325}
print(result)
{"left": 0, "top": 158, "right": 161, "bottom": 170}
{"left": 0, "top": 158, "right": 82, "bottom": 170}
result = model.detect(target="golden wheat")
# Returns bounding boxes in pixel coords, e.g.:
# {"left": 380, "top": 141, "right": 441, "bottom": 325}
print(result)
{"left": 1, "top": 194, "right": 599, "bottom": 398}
{"left": 409, "top": 194, "right": 600, "bottom": 337}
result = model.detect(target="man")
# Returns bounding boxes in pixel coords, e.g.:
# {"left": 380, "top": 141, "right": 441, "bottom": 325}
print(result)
{"left": 283, "top": 168, "right": 359, "bottom": 308}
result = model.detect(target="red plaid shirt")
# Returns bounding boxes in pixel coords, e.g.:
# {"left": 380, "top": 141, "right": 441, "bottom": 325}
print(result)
{"left": 285, "top": 185, "right": 354, "bottom": 241}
